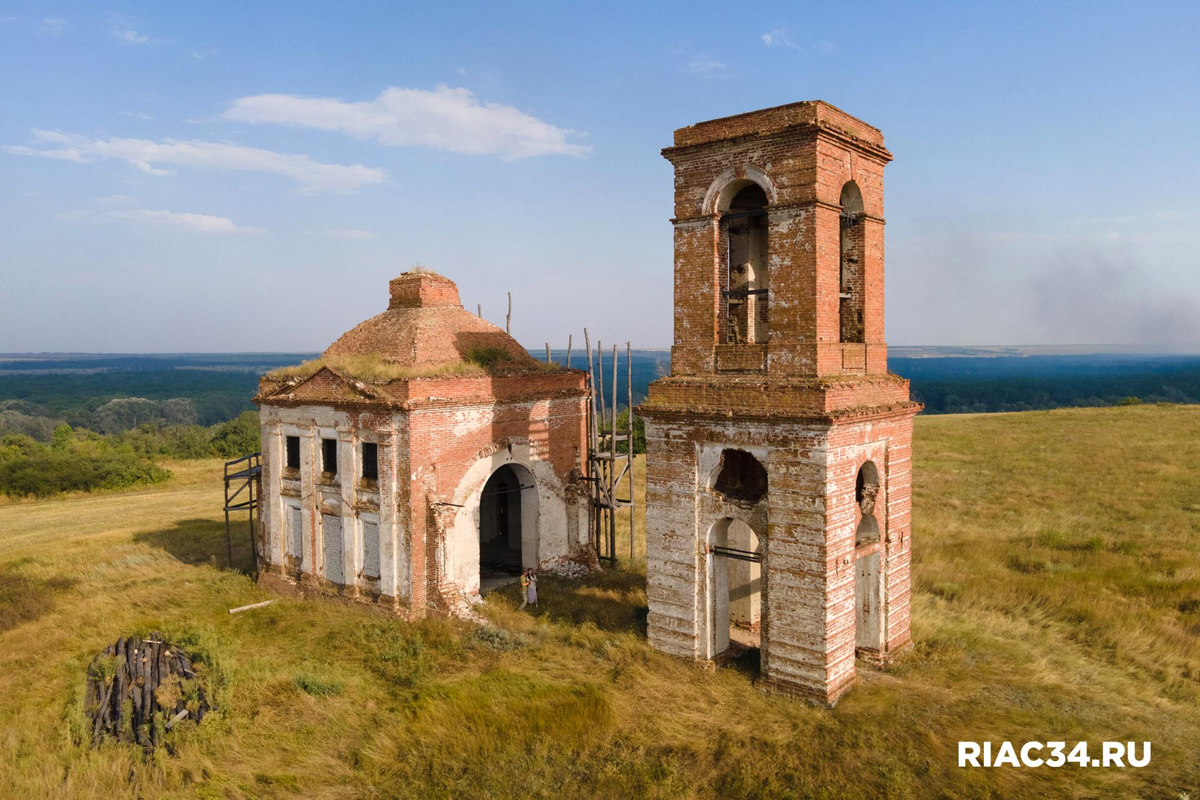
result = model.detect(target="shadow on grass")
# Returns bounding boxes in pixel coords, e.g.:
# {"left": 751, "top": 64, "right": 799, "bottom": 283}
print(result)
{"left": 0, "top": 563, "right": 79, "bottom": 632}
{"left": 133, "top": 517, "right": 256, "bottom": 574}
{"left": 501, "top": 566, "right": 650, "bottom": 637}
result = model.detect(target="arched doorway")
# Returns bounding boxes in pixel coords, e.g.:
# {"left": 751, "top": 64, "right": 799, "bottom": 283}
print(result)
{"left": 854, "top": 461, "right": 883, "bottom": 652}
{"left": 707, "top": 518, "right": 763, "bottom": 660}
{"left": 478, "top": 463, "right": 538, "bottom": 592}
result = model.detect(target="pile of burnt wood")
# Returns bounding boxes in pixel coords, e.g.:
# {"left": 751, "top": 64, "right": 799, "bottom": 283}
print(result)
{"left": 85, "top": 633, "right": 211, "bottom": 752}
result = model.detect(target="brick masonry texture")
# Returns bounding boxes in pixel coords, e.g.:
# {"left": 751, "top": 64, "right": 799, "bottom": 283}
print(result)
{"left": 640, "top": 100, "right": 920, "bottom": 705}
{"left": 255, "top": 272, "right": 592, "bottom": 618}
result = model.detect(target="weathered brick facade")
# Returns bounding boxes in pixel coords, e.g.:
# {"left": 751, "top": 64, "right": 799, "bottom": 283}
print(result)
{"left": 255, "top": 270, "right": 592, "bottom": 617}
{"left": 640, "top": 101, "right": 921, "bottom": 704}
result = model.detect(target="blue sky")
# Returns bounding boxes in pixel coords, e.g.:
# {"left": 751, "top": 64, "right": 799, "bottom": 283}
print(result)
{"left": 2, "top": 1, "right": 1198, "bottom": 352}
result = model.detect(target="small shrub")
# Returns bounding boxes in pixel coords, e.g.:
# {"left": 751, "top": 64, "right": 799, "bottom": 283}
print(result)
{"left": 464, "top": 346, "right": 513, "bottom": 368}
{"left": 470, "top": 626, "right": 528, "bottom": 651}
{"left": 294, "top": 673, "right": 344, "bottom": 696}
{"left": 354, "top": 621, "right": 457, "bottom": 688}
{"left": 1178, "top": 598, "right": 1200, "bottom": 615}
{"left": 1035, "top": 527, "right": 1069, "bottom": 550}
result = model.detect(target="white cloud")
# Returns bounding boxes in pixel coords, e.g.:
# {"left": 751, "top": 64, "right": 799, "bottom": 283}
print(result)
{"left": 761, "top": 27, "right": 801, "bottom": 50}
{"left": 38, "top": 18, "right": 66, "bottom": 36}
{"left": 323, "top": 228, "right": 377, "bottom": 239}
{"left": 120, "top": 111, "right": 153, "bottom": 120}
{"left": 113, "top": 29, "right": 149, "bottom": 45}
{"left": 687, "top": 57, "right": 728, "bottom": 78}
{"left": 187, "top": 48, "right": 216, "bottom": 59}
{"left": 762, "top": 28, "right": 835, "bottom": 54}
{"left": 222, "top": 85, "right": 591, "bottom": 160}
{"left": 104, "top": 208, "right": 265, "bottom": 234}
{"left": 4, "top": 129, "right": 386, "bottom": 193}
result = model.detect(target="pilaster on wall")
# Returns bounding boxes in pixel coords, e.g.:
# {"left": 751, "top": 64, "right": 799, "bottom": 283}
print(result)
{"left": 299, "top": 430, "right": 316, "bottom": 576}
{"left": 644, "top": 418, "right": 701, "bottom": 660}
{"left": 670, "top": 217, "right": 719, "bottom": 376}
{"left": 338, "top": 428, "right": 357, "bottom": 591}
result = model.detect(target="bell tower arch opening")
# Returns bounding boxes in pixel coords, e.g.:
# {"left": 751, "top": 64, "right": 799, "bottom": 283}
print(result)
{"left": 720, "top": 183, "right": 770, "bottom": 345}
{"left": 839, "top": 181, "right": 866, "bottom": 344}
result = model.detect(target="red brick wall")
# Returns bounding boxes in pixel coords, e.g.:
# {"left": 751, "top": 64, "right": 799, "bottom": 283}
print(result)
{"left": 662, "top": 101, "right": 891, "bottom": 380}
{"left": 405, "top": 392, "right": 588, "bottom": 610}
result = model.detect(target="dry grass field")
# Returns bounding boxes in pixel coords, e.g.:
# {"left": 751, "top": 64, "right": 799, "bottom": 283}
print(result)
{"left": 1, "top": 406, "right": 1198, "bottom": 798}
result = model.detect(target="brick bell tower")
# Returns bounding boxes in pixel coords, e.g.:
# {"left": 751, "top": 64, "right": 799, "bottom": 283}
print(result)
{"left": 639, "top": 101, "right": 921, "bottom": 705}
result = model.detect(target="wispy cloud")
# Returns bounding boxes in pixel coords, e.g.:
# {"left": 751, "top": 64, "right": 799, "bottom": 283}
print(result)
{"left": 38, "top": 18, "right": 66, "bottom": 36}
{"left": 187, "top": 48, "right": 216, "bottom": 59}
{"left": 761, "top": 27, "right": 801, "bottom": 50}
{"left": 323, "top": 228, "right": 377, "bottom": 240}
{"left": 120, "top": 111, "right": 153, "bottom": 121}
{"left": 687, "top": 56, "right": 729, "bottom": 78}
{"left": 113, "top": 29, "right": 149, "bottom": 45}
{"left": 4, "top": 129, "right": 386, "bottom": 194}
{"left": 104, "top": 207, "right": 266, "bottom": 234}
{"left": 222, "top": 85, "right": 591, "bottom": 160}
{"left": 761, "top": 27, "right": 835, "bottom": 55}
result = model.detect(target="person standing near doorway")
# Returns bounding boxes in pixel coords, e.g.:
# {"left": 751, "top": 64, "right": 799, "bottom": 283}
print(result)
{"left": 518, "top": 568, "right": 537, "bottom": 610}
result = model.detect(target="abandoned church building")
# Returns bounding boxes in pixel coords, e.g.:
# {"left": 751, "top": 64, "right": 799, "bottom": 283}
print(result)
{"left": 639, "top": 101, "right": 921, "bottom": 705}
{"left": 254, "top": 269, "right": 592, "bottom": 616}
{"left": 248, "top": 99, "right": 918, "bottom": 707}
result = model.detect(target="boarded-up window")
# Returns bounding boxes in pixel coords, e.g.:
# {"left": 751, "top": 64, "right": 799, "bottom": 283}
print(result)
{"left": 362, "top": 520, "right": 380, "bottom": 579}
{"left": 323, "top": 514, "right": 343, "bottom": 583}
{"left": 287, "top": 505, "right": 303, "bottom": 559}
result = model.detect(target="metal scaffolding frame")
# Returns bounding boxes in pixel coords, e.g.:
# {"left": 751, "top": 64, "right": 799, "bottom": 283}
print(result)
{"left": 223, "top": 452, "right": 261, "bottom": 571}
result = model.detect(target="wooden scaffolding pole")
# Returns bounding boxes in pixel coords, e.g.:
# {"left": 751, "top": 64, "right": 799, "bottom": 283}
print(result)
{"left": 627, "top": 340, "right": 634, "bottom": 560}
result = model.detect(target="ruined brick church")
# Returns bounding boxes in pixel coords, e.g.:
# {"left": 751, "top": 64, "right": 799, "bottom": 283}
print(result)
{"left": 640, "top": 101, "right": 919, "bottom": 704}
{"left": 253, "top": 100, "right": 916, "bottom": 706}
{"left": 254, "top": 269, "right": 591, "bottom": 615}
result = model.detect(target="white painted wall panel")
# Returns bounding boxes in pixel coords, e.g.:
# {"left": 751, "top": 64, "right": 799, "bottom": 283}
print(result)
{"left": 287, "top": 505, "right": 303, "bottom": 559}
{"left": 362, "top": 520, "right": 380, "bottom": 579}
{"left": 323, "top": 514, "right": 343, "bottom": 583}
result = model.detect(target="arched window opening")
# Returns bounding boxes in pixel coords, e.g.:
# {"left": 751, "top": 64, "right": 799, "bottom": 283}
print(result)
{"left": 721, "top": 183, "right": 769, "bottom": 345}
{"left": 713, "top": 449, "right": 768, "bottom": 504}
{"left": 839, "top": 181, "right": 866, "bottom": 344}
{"left": 856, "top": 460, "right": 880, "bottom": 516}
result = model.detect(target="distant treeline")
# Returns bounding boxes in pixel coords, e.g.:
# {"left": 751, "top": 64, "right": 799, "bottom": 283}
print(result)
{"left": 0, "top": 412, "right": 260, "bottom": 498}
{"left": 2, "top": 351, "right": 1199, "bottom": 495}
{"left": 893, "top": 355, "right": 1200, "bottom": 414}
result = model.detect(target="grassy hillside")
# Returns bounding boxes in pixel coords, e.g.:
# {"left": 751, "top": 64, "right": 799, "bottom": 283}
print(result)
{"left": 0, "top": 406, "right": 1198, "bottom": 797}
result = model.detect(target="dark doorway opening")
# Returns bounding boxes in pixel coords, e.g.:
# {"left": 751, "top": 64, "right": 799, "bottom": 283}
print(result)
{"left": 479, "top": 465, "right": 525, "bottom": 587}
